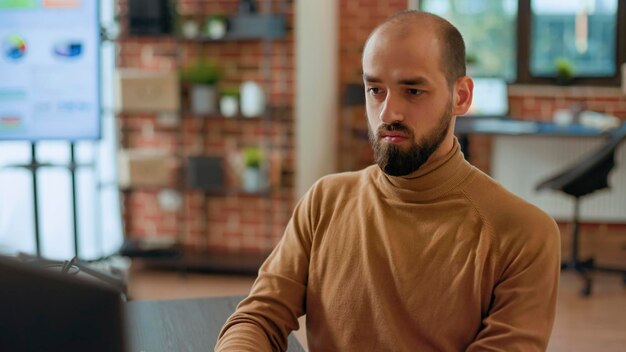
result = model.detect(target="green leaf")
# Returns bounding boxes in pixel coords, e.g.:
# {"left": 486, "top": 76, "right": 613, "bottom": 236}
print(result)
{"left": 180, "top": 60, "right": 220, "bottom": 85}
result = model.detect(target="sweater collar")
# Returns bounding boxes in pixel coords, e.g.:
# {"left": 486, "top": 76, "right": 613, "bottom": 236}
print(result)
{"left": 375, "top": 138, "right": 475, "bottom": 203}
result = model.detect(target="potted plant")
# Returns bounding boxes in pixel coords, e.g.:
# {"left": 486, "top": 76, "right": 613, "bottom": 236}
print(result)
{"left": 204, "top": 14, "right": 228, "bottom": 39}
{"left": 180, "top": 60, "right": 220, "bottom": 115}
{"left": 240, "top": 80, "right": 266, "bottom": 117}
{"left": 177, "top": 14, "right": 201, "bottom": 39}
{"left": 466, "top": 52, "right": 478, "bottom": 76}
{"left": 241, "top": 146, "right": 265, "bottom": 192}
{"left": 554, "top": 57, "right": 575, "bottom": 85}
{"left": 219, "top": 86, "right": 239, "bottom": 117}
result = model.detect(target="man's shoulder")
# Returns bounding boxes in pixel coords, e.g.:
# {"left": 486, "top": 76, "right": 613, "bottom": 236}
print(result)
{"left": 313, "top": 165, "right": 377, "bottom": 191}
{"left": 302, "top": 165, "right": 378, "bottom": 207}
{"left": 463, "top": 169, "right": 560, "bottom": 273}
{"left": 462, "top": 169, "right": 557, "bottom": 235}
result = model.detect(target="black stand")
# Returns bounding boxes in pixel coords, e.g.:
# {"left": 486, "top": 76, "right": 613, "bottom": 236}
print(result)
{"left": 14, "top": 142, "right": 82, "bottom": 259}
{"left": 69, "top": 143, "right": 80, "bottom": 258}
{"left": 562, "top": 196, "right": 626, "bottom": 296}
{"left": 30, "top": 144, "right": 42, "bottom": 256}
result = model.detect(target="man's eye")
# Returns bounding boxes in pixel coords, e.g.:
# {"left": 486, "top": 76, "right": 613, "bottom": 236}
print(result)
{"left": 367, "top": 87, "right": 382, "bottom": 95}
{"left": 407, "top": 88, "right": 422, "bottom": 95}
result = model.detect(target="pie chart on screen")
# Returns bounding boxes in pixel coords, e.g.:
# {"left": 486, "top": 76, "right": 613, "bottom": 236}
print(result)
{"left": 3, "top": 35, "right": 27, "bottom": 60}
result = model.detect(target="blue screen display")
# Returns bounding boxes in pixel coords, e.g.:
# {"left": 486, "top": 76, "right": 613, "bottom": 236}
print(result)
{"left": 0, "top": 0, "right": 100, "bottom": 140}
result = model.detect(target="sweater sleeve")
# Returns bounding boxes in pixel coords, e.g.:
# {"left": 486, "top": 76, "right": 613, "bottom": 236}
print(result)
{"left": 466, "top": 214, "right": 561, "bottom": 352}
{"left": 215, "top": 188, "right": 316, "bottom": 352}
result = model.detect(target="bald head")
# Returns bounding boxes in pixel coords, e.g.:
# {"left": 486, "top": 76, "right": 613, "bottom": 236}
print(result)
{"left": 364, "top": 11, "right": 466, "bottom": 86}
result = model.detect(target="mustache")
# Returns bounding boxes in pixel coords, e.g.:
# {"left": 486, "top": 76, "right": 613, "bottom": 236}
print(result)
{"left": 376, "top": 122, "right": 414, "bottom": 138}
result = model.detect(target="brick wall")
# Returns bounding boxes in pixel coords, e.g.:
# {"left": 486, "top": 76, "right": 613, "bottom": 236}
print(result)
{"left": 117, "top": 0, "right": 295, "bottom": 254}
{"left": 337, "top": 0, "right": 408, "bottom": 171}
{"left": 338, "top": 0, "right": 408, "bottom": 85}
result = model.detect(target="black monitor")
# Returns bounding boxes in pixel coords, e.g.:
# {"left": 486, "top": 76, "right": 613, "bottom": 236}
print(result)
{"left": 0, "top": 256, "right": 127, "bottom": 352}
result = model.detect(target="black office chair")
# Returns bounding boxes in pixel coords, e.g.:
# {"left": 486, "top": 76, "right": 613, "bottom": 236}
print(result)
{"left": 536, "top": 123, "right": 626, "bottom": 296}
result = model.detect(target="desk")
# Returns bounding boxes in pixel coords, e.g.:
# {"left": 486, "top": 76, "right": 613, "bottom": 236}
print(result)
{"left": 454, "top": 117, "right": 613, "bottom": 165}
{"left": 455, "top": 117, "right": 614, "bottom": 137}
{"left": 126, "top": 295, "right": 305, "bottom": 352}
{"left": 455, "top": 118, "right": 626, "bottom": 223}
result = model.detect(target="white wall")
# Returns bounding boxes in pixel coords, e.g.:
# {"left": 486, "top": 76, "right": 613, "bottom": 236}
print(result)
{"left": 295, "top": 0, "right": 338, "bottom": 198}
{"left": 493, "top": 136, "right": 626, "bottom": 223}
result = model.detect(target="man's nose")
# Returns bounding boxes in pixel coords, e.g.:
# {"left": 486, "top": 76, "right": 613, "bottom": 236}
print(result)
{"left": 379, "top": 93, "right": 404, "bottom": 124}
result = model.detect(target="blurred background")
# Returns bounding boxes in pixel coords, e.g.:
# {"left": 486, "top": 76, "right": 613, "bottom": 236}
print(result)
{"left": 0, "top": 0, "right": 625, "bottom": 350}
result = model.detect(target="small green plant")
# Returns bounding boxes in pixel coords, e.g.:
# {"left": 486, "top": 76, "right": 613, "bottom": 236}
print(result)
{"left": 220, "top": 86, "right": 240, "bottom": 98}
{"left": 180, "top": 60, "right": 220, "bottom": 86}
{"left": 243, "top": 147, "right": 262, "bottom": 169}
{"left": 466, "top": 53, "right": 478, "bottom": 66}
{"left": 554, "top": 57, "right": 575, "bottom": 81}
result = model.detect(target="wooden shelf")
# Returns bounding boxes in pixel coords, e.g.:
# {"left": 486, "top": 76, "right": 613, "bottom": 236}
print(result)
{"left": 179, "top": 35, "right": 276, "bottom": 43}
{"left": 117, "top": 106, "right": 292, "bottom": 121}
{"left": 119, "top": 185, "right": 278, "bottom": 198}
{"left": 120, "top": 238, "right": 183, "bottom": 260}
{"left": 129, "top": 248, "right": 271, "bottom": 275}
{"left": 181, "top": 112, "right": 263, "bottom": 120}
{"left": 118, "top": 14, "right": 287, "bottom": 42}
{"left": 199, "top": 188, "right": 272, "bottom": 197}
{"left": 118, "top": 34, "right": 283, "bottom": 43}
{"left": 120, "top": 186, "right": 175, "bottom": 193}
{"left": 183, "top": 14, "right": 287, "bottom": 41}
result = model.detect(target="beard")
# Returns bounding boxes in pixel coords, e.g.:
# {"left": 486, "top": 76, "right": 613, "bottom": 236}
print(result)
{"left": 368, "top": 101, "right": 453, "bottom": 177}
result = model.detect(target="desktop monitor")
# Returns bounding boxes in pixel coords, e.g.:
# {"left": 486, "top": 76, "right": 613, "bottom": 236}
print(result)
{"left": 465, "top": 77, "right": 509, "bottom": 117}
{"left": 0, "top": 256, "right": 127, "bottom": 352}
{"left": 0, "top": 0, "right": 101, "bottom": 140}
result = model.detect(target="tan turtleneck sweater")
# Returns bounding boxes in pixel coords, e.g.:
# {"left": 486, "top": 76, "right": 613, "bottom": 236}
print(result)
{"left": 215, "top": 140, "right": 561, "bottom": 352}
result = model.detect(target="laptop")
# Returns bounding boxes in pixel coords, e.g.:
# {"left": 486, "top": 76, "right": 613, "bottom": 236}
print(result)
{"left": 465, "top": 77, "right": 510, "bottom": 118}
{"left": 0, "top": 255, "right": 128, "bottom": 352}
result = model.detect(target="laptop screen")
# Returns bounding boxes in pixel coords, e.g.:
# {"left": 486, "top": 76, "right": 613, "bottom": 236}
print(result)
{"left": 0, "top": 256, "right": 127, "bottom": 352}
{"left": 465, "top": 77, "right": 509, "bottom": 117}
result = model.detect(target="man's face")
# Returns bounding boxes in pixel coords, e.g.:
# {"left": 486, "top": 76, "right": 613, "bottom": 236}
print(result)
{"left": 367, "top": 98, "right": 452, "bottom": 176}
{"left": 362, "top": 25, "right": 456, "bottom": 176}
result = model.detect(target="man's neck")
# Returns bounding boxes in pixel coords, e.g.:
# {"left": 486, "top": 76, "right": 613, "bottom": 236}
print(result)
{"left": 421, "top": 123, "right": 457, "bottom": 171}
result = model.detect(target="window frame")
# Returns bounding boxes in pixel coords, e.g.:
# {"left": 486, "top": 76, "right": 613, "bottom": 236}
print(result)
{"left": 516, "top": 0, "right": 626, "bottom": 86}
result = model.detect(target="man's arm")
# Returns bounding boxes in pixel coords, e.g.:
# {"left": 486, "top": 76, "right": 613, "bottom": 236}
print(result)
{"left": 466, "top": 216, "right": 561, "bottom": 352}
{"left": 215, "top": 188, "right": 316, "bottom": 351}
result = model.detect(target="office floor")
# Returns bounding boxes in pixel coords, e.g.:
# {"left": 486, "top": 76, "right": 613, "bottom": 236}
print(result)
{"left": 128, "top": 265, "right": 626, "bottom": 352}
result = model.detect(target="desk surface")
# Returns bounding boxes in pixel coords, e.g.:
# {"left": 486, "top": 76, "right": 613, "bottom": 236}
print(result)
{"left": 455, "top": 117, "right": 618, "bottom": 137}
{"left": 126, "top": 295, "right": 305, "bottom": 352}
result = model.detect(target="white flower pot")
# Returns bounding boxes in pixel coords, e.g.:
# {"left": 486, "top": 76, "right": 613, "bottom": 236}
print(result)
{"left": 242, "top": 167, "right": 264, "bottom": 192}
{"left": 191, "top": 85, "right": 217, "bottom": 115}
{"left": 220, "top": 96, "right": 238, "bottom": 117}
{"left": 206, "top": 18, "right": 227, "bottom": 39}
{"left": 181, "top": 20, "right": 199, "bottom": 39}
{"left": 240, "top": 81, "right": 265, "bottom": 117}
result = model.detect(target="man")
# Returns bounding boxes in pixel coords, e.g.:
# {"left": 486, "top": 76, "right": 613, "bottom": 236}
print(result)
{"left": 216, "top": 10, "right": 560, "bottom": 352}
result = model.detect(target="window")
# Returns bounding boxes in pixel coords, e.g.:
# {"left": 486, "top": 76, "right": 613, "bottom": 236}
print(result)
{"left": 530, "top": 0, "right": 617, "bottom": 77}
{"left": 419, "top": 0, "right": 626, "bottom": 85}
{"left": 420, "top": 0, "right": 518, "bottom": 81}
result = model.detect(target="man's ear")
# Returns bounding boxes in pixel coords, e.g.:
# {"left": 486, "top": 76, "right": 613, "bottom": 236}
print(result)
{"left": 451, "top": 76, "right": 473, "bottom": 116}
